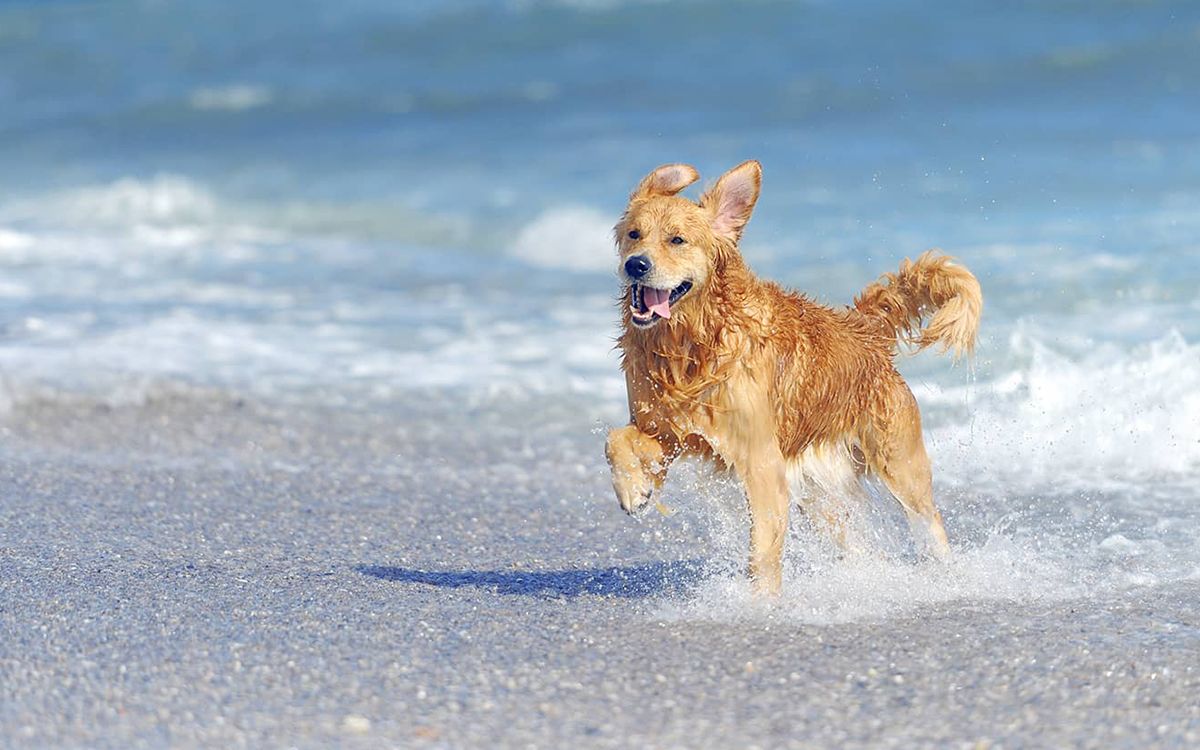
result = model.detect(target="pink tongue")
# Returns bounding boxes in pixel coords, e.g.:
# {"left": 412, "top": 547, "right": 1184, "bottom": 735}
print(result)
{"left": 644, "top": 287, "right": 671, "bottom": 318}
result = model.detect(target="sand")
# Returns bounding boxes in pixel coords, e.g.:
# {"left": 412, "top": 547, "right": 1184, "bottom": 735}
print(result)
{"left": 1, "top": 395, "right": 1198, "bottom": 748}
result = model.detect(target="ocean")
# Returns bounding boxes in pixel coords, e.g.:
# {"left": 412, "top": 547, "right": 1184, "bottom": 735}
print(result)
{"left": 2, "top": 1, "right": 1199, "bottom": 746}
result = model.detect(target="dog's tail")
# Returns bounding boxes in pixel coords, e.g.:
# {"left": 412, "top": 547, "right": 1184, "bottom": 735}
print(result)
{"left": 853, "top": 250, "right": 981, "bottom": 358}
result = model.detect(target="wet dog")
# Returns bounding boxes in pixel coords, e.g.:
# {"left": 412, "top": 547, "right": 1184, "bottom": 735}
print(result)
{"left": 604, "top": 161, "right": 981, "bottom": 594}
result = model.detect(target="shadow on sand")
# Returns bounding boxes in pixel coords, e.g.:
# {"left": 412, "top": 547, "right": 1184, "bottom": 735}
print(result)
{"left": 355, "top": 559, "right": 707, "bottom": 598}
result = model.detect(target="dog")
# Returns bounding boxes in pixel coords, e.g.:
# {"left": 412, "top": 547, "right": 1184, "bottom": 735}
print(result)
{"left": 604, "top": 161, "right": 982, "bottom": 595}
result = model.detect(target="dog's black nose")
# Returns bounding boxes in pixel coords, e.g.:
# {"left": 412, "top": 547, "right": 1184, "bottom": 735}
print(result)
{"left": 624, "top": 255, "right": 652, "bottom": 279}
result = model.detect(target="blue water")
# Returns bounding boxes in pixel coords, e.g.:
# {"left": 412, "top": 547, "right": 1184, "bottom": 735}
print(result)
{"left": 1, "top": 0, "right": 1198, "bottom": 407}
{"left": 1, "top": 0, "right": 1199, "bottom": 625}
{"left": 0, "top": 4, "right": 1197, "bottom": 433}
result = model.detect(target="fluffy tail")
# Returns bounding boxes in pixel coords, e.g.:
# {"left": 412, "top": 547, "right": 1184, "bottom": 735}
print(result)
{"left": 854, "top": 250, "right": 982, "bottom": 358}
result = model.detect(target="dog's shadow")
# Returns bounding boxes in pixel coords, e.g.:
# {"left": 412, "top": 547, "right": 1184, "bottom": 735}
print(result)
{"left": 355, "top": 559, "right": 707, "bottom": 599}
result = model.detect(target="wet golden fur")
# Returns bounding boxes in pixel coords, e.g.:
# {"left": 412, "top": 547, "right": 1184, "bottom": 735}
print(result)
{"left": 604, "top": 161, "right": 982, "bottom": 594}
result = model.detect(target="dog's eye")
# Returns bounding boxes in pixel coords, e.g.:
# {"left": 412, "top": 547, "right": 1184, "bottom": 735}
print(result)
{"left": 628, "top": 230, "right": 640, "bottom": 240}
{"left": 670, "top": 236, "right": 685, "bottom": 245}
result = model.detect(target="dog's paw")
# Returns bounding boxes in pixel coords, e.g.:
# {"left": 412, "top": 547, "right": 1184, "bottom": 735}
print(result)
{"left": 605, "top": 425, "right": 663, "bottom": 516}
{"left": 612, "top": 468, "right": 655, "bottom": 515}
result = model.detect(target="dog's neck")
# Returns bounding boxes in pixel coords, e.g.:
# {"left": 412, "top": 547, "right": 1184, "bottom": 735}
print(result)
{"left": 620, "top": 251, "right": 759, "bottom": 411}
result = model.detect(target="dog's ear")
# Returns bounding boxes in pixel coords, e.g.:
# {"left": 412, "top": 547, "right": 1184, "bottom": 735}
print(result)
{"left": 702, "top": 160, "right": 762, "bottom": 241}
{"left": 631, "top": 163, "right": 700, "bottom": 200}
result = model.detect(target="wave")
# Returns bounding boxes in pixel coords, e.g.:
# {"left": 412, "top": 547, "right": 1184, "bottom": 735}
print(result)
{"left": 0, "top": 174, "right": 493, "bottom": 262}
{"left": 29, "top": 175, "right": 218, "bottom": 225}
{"left": 0, "top": 175, "right": 281, "bottom": 268}
{"left": 928, "top": 329, "right": 1200, "bottom": 490}
{"left": 509, "top": 205, "right": 618, "bottom": 273}
{"left": 188, "top": 84, "right": 273, "bottom": 112}
{"left": 2, "top": 181, "right": 1198, "bottom": 499}
{"left": 0, "top": 304, "right": 628, "bottom": 413}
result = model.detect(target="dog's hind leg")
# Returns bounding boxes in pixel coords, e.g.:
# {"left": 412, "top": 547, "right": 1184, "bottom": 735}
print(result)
{"left": 861, "top": 384, "right": 951, "bottom": 559}
{"left": 788, "top": 448, "right": 865, "bottom": 556}
{"left": 801, "top": 494, "right": 853, "bottom": 551}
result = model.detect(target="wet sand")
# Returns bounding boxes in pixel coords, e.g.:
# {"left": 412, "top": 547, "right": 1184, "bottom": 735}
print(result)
{"left": 1, "top": 396, "right": 1198, "bottom": 748}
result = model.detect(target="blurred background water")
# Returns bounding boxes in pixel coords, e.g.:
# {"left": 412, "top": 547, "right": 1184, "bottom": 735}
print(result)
{"left": 2, "top": 0, "right": 1200, "bottom": 607}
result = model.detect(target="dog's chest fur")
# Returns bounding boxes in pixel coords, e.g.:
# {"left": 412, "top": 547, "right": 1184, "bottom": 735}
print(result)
{"left": 621, "top": 313, "right": 742, "bottom": 438}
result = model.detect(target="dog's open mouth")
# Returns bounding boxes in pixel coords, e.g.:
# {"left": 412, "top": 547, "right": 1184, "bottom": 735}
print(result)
{"left": 629, "top": 280, "right": 693, "bottom": 327}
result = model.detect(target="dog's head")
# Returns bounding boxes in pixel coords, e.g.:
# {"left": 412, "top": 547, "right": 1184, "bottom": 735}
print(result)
{"left": 614, "top": 161, "right": 761, "bottom": 330}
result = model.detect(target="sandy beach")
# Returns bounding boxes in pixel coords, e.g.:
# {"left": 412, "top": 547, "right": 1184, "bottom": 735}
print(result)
{"left": 2, "top": 395, "right": 1197, "bottom": 748}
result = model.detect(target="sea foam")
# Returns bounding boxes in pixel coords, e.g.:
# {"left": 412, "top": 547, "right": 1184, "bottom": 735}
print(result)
{"left": 928, "top": 328, "right": 1200, "bottom": 490}
{"left": 509, "top": 205, "right": 617, "bottom": 273}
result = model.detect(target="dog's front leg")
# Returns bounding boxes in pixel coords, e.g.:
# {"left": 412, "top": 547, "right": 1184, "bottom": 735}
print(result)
{"left": 605, "top": 425, "right": 671, "bottom": 515}
{"left": 738, "top": 445, "right": 789, "bottom": 596}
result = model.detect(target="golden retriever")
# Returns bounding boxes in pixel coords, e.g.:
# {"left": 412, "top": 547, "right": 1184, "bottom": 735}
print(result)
{"left": 604, "top": 161, "right": 982, "bottom": 594}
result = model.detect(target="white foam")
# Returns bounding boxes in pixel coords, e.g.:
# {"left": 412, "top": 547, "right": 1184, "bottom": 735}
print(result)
{"left": 189, "top": 84, "right": 273, "bottom": 112}
{"left": 382, "top": 306, "right": 626, "bottom": 399}
{"left": 0, "top": 297, "right": 629, "bottom": 414}
{"left": 644, "top": 468, "right": 1104, "bottom": 625}
{"left": 0, "top": 227, "right": 33, "bottom": 250}
{"left": 510, "top": 205, "right": 617, "bottom": 273}
{"left": 0, "top": 176, "right": 288, "bottom": 271}
{"left": 0, "top": 184, "right": 627, "bottom": 411}
{"left": 0, "top": 175, "right": 472, "bottom": 272}
{"left": 928, "top": 329, "right": 1200, "bottom": 490}
{"left": 657, "top": 539, "right": 1084, "bottom": 626}
{"left": 51, "top": 174, "right": 217, "bottom": 224}
{"left": 649, "top": 481, "right": 1198, "bottom": 625}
